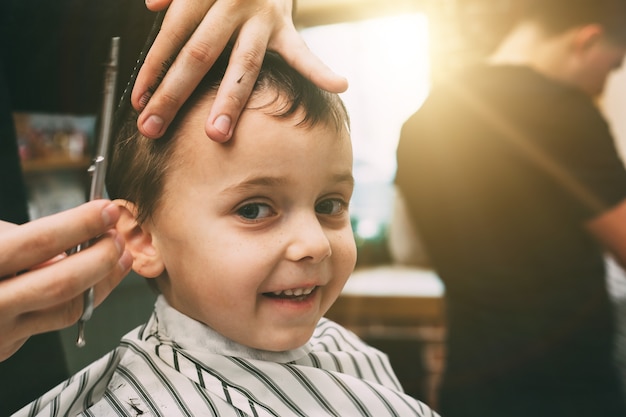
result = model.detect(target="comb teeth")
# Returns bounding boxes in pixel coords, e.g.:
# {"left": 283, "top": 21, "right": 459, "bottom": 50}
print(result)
{"left": 111, "top": 10, "right": 166, "bottom": 144}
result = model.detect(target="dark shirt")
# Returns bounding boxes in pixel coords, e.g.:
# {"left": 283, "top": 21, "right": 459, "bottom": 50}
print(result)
{"left": 396, "top": 65, "right": 626, "bottom": 417}
{"left": 0, "top": 47, "right": 69, "bottom": 417}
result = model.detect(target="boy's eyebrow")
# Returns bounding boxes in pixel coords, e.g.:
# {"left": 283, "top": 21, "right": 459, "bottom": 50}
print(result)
{"left": 221, "top": 176, "right": 288, "bottom": 195}
{"left": 221, "top": 173, "right": 355, "bottom": 195}
{"left": 333, "top": 173, "right": 355, "bottom": 187}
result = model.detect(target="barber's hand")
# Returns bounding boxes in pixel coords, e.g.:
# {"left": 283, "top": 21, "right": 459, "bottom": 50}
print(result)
{"left": 132, "top": 0, "right": 348, "bottom": 142}
{"left": 0, "top": 200, "right": 132, "bottom": 361}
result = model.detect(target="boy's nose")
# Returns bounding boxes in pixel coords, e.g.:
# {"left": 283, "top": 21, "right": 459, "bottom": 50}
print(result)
{"left": 285, "top": 214, "right": 332, "bottom": 263}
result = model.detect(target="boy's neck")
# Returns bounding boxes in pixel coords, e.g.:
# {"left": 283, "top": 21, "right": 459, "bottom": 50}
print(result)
{"left": 488, "top": 21, "right": 576, "bottom": 86}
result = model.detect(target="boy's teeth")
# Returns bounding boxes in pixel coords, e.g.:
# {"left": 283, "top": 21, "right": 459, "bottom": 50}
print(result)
{"left": 272, "top": 287, "right": 315, "bottom": 297}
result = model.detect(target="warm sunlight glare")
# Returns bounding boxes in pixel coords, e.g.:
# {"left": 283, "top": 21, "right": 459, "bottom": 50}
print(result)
{"left": 301, "top": 13, "right": 431, "bottom": 184}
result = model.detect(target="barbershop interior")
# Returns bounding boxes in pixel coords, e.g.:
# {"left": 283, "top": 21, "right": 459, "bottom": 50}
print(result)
{"left": 7, "top": 0, "right": 626, "bottom": 415}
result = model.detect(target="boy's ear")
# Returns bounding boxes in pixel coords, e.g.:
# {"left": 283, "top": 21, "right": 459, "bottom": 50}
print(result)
{"left": 572, "top": 24, "right": 604, "bottom": 54}
{"left": 113, "top": 200, "right": 164, "bottom": 279}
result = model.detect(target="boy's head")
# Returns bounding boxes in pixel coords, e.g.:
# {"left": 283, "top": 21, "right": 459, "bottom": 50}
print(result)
{"left": 523, "top": 0, "right": 626, "bottom": 42}
{"left": 507, "top": 0, "right": 626, "bottom": 96}
{"left": 107, "top": 47, "right": 356, "bottom": 352}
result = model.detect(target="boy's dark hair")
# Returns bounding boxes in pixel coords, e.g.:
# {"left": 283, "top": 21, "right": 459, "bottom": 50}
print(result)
{"left": 523, "top": 0, "right": 626, "bottom": 42}
{"left": 106, "top": 46, "right": 349, "bottom": 224}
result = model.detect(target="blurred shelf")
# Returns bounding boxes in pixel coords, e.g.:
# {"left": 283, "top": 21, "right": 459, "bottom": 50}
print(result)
{"left": 22, "top": 155, "right": 91, "bottom": 174}
{"left": 327, "top": 266, "right": 445, "bottom": 327}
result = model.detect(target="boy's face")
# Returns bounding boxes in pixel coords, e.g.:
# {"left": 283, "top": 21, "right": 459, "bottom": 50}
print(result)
{"left": 142, "top": 94, "right": 356, "bottom": 351}
{"left": 573, "top": 32, "right": 626, "bottom": 97}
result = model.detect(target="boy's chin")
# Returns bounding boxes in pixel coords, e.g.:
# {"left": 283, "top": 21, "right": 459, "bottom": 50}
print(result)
{"left": 252, "top": 329, "right": 315, "bottom": 353}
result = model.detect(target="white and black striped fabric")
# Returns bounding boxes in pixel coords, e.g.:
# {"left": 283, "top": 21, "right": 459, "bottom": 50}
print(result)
{"left": 15, "top": 296, "right": 438, "bottom": 417}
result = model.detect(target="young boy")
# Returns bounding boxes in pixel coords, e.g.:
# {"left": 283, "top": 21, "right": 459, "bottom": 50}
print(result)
{"left": 15, "top": 48, "right": 438, "bottom": 416}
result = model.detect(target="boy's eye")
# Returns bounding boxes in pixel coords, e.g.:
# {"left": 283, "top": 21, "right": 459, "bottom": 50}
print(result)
{"left": 315, "top": 199, "right": 345, "bottom": 215}
{"left": 237, "top": 203, "right": 274, "bottom": 220}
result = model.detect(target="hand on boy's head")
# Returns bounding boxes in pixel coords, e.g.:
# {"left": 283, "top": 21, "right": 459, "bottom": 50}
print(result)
{"left": 0, "top": 200, "right": 132, "bottom": 361}
{"left": 132, "top": 0, "right": 348, "bottom": 142}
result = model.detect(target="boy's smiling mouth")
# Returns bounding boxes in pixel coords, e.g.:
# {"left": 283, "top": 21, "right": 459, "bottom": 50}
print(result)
{"left": 264, "top": 286, "right": 317, "bottom": 299}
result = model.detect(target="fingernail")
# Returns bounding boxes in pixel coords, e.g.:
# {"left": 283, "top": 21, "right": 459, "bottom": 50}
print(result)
{"left": 143, "top": 115, "right": 164, "bottom": 137}
{"left": 118, "top": 250, "right": 133, "bottom": 272}
{"left": 213, "top": 115, "right": 231, "bottom": 136}
{"left": 102, "top": 203, "right": 119, "bottom": 227}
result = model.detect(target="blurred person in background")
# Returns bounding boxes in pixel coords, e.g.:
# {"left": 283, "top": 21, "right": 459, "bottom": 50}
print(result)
{"left": 395, "top": 0, "right": 626, "bottom": 416}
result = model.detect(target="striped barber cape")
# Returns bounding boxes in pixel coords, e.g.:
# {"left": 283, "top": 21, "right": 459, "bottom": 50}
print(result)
{"left": 15, "top": 296, "right": 439, "bottom": 417}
